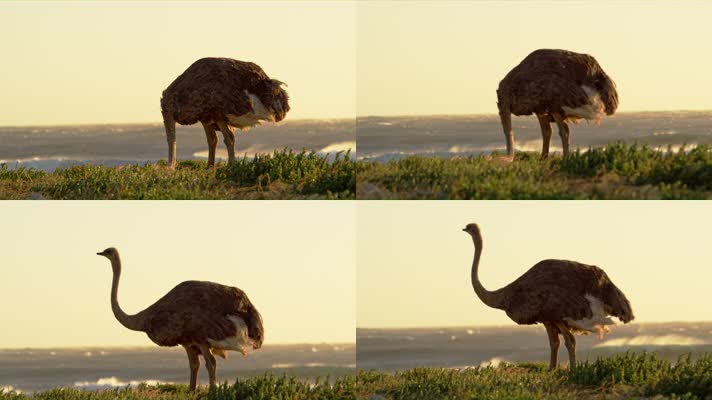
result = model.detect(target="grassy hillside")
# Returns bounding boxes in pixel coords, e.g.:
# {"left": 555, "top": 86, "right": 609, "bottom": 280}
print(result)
{"left": 3, "top": 353, "right": 709, "bottom": 400}
{"left": 357, "top": 143, "right": 712, "bottom": 199}
{"left": 0, "top": 150, "right": 355, "bottom": 199}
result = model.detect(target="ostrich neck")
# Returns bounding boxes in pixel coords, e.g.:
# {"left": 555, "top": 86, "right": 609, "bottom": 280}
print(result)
{"left": 470, "top": 235, "right": 504, "bottom": 309}
{"left": 109, "top": 256, "right": 143, "bottom": 331}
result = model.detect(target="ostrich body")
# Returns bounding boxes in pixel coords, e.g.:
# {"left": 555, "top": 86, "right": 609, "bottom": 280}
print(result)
{"left": 160, "top": 57, "right": 290, "bottom": 167}
{"left": 97, "top": 247, "right": 264, "bottom": 390}
{"left": 497, "top": 49, "right": 619, "bottom": 158}
{"left": 463, "top": 223, "right": 633, "bottom": 368}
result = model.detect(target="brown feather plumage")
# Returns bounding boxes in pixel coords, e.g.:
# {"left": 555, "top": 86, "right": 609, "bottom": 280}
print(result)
{"left": 161, "top": 57, "right": 290, "bottom": 126}
{"left": 137, "top": 281, "right": 264, "bottom": 349}
{"left": 497, "top": 49, "right": 618, "bottom": 117}
{"left": 497, "top": 260, "right": 634, "bottom": 325}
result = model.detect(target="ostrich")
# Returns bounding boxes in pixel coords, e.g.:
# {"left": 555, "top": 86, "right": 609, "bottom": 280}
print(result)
{"left": 497, "top": 49, "right": 619, "bottom": 158}
{"left": 462, "top": 223, "right": 633, "bottom": 368}
{"left": 160, "top": 57, "right": 290, "bottom": 167}
{"left": 96, "top": 247, "right": 264, "bottom": 390}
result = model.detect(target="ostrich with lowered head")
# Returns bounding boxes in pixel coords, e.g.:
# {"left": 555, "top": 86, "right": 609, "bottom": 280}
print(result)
{"left": 96, "top": 247, "right": 264, "bottom": 390}
{"left": 161, "top": 57, "right": 290, "bottom": 167}
{"left": 462, "top": 223, "right": 633, "bottom": 368}
{"left": 497, "top": 49, "right": 618, "bottom": 158}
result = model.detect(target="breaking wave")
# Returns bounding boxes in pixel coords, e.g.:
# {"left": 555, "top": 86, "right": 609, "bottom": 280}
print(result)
{"left": 319, "top": 141, "right": 355, "bottom": 153}
{"left": 73, "top": 377, "right": 168, "bottom": 390}
{"left": 478, "top": 357, "right": 508, "bottom": 368}
{"left": 594, "top": 335, "right": 708, "bottom": 348}
{"left": 0, "top": 386, "right": 21, "bottom": 394}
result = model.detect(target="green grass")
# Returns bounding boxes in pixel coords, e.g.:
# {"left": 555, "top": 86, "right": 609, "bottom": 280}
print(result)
{"left": 357, "top": 143, "right": 712, "bottom": 199}
{"left": 0, "top": 149, "right": 355, "bottom": 199}
{"left": 4, "top": 353, "right": 710, "bottom": 400}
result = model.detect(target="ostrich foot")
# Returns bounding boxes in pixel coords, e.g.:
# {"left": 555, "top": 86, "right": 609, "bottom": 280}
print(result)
{"left": 486, "top": 154, "right": 514, "bottom": 165}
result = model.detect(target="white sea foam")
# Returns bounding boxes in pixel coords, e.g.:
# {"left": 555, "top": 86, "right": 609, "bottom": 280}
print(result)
{"left": 479, "top": 357, "right": 508, "bottom": 368}
{"left": 652, "top": 143, "right": 698, "bottom": 153}
{"left": 192, "top": 141, "right": 355, "bottom": 161}
{"left": 653, "top": 130, "right": 678, "bottom": 136}
{"left": 0, "top": 386, "right": 21, "bottom": 394}
{"left": 319, "top": 141, "right": 355, "bottom": 153}
{"left": 594, "top": 335, "right": 707, "bottom": 348}
{"left": 74, "top": 377, "right": 167, "bottom": 390}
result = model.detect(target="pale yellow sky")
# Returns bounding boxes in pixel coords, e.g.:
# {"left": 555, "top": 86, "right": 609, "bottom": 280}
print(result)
{"left": 358, "top": 1, "right": 712, "bottom": 116}
{"left": 0, "top": 1, "right": 356, "bottom": 126}
{"left": 0, "top": 201, "right": 356, "bottom": 348}
{"left": 5, "top": 2, "right": 711, "bottom": 126}
{"left": 358, "top": 201, "right": 712, "bottom": 328}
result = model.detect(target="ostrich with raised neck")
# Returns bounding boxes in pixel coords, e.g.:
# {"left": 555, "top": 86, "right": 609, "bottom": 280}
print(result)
{"left": 98, "top": 247, "right": 264, "bottom": 390}
{"left": 463, "top": 223, "right": 633, "bottom": 368}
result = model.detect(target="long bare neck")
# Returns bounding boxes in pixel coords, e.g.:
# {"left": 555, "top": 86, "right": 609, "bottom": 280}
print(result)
{"left": 470, "top": 233, "right": 503, "bottom": 309}
{"left": 109, "top": 255, "right": 143, "bottom": 331}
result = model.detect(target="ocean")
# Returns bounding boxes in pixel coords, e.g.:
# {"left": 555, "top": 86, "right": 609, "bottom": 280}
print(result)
{"left": 357, "top": 322, "right": 712, "bottom": 371}
{"left": 0, "top": 119, "right": 355, "bottom": 171}
{"left": 357, "top": 111, "right": 712, "bottom": 162}
{"left": 2, "top": 112, "right": 709, "bottom": 171}
{"left": 0, "top": 343, "right": 355, "bottom": 394}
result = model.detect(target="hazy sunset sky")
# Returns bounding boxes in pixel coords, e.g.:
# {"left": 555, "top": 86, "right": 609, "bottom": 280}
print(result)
{"left": 358, "top": 201, "right": 711, "bottom": 328}
{"left": 0, "top": 201, "right": 356, "bottom": 348}
{"left": 358, "top": 1, "right": 712, "bottom": 116}
{"left": 0, "top": 1, "right": 356, "bottom": 126}
{"left": 3, "top": 2, "right": 711, "bottom": 126}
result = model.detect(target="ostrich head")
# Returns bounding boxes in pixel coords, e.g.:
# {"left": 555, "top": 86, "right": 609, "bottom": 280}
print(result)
{"left": 246, "top": 304, "right": 265, "bottom": 349}
{"left": 462, "top": 223, "right": 481, "bottom": 236}
{"left": 97, "top": 247, "right": 121, "bottom": 273}
{"left": 258, "top": 79, "right": 290, "bottom": 122}
{"left": 97, "top": 247, "right": 118, "bottom": 259}
{"left": 463, "top": 223, "right": 483, "bottom": 247}
{"left": 590, "top": 71, "right": 618, "bottom": 115}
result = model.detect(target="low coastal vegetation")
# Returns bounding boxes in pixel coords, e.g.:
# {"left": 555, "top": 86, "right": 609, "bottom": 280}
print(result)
{"left": 3, "top": 353, "right": 709, "bottom": 400}
{"left": 0, "top": 150, "right": 355, "bottom": 200}
{"left": 357, "top": 143, "right": 712, "bottom": 199}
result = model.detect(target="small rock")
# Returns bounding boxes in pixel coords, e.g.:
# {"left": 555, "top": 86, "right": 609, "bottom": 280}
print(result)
{"left": 26, "top": 192, "right": 46, "bottom": 200}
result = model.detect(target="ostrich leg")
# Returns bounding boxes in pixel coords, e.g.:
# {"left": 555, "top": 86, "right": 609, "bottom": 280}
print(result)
{"left": 557, "top": 323, "right": 577, "bottom": 367}
{"left": 499, "top": 109, "right": 514, "bottom": 158}
{"left": 162, "top": 111, "right": 177, "bottom": 167}
{"left": 198, "top": 344, "right": 218, "bottom": 388}
{"left": 552, "top": 113, "right": 571, "bottom": 157}
{"left": 201, "top": 122, "right": 218, "bottom": 167}
{"left": 536, "top": 114, "right": 553, "bottom": 158}
{"left": 217, "top": 121, "right": 237, "bottom": 164}
{"left": 183, "top": 345, "right": 200, "bottom": 391}
{"left": 543, "top": 323, "right": 560, "bottom": 369}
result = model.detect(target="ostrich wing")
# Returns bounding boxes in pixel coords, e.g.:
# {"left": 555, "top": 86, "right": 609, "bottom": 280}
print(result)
{"left": 503, "top": 281, "right": 593, "bottom": 325}
{"left": 499, "top": 260, "right": 631, "bottom": 325}
{"left": 139, "top": 281, "right": 258, "bottom": 347}
{"left": 507, "top": 71, "right": 593, "bottom": 116}
{"left": 162, "top": 58, "right": 272, "bottom": 125}
{"left": 502, "top": 49, "right": 610, "bottom": 115}
{"left": 176, "top": 83, "right": 253, "bottom": 126}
